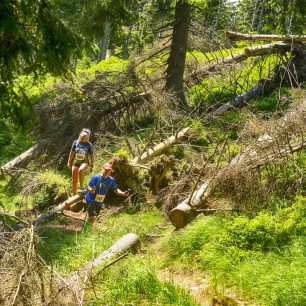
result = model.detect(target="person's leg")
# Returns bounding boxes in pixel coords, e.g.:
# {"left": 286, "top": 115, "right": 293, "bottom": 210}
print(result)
{"left": 84, "top": 202, "right": 101, "bottom": 232}
{"left": 72, "top": 165, "right": 79, "bottom": 195}
{"left": 78, "top": 162, "right": 89, "bottom": 190}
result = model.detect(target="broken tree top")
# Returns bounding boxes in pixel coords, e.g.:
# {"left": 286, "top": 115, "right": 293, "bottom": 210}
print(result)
{"left": 226, "top": 31, "right": 306, "bottom": 43}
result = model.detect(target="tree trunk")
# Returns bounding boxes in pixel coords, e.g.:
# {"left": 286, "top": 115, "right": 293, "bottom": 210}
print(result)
{"left": 169, "top": 182, "right": 209, "bottom": 228}
{"left": 1, "top": 144, "right": 39, "bottom": 171}
{"left": 99, "top": 21, "right": 110, "bottom": 61}
{"left": 165, "top": 0, "right": 190, "bottom": 109}
{"left": 226, "top": 31, "right": 306, "bottom": 42}
{"left": 132, "top": 127, "right": 190, "bottom": 164}
{"left": 32, "top": 195, "right": 81, "bottom": 226}
{"left": 66, "top": 233, "right": 140, "bottom": 304}
{"left": 187, "top": 42, "right": 290, "bottom": 86}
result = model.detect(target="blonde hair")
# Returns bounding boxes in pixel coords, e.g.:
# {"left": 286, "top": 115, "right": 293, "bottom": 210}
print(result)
{"left": 79, "top": 128, "right": 91, "bottom": 141}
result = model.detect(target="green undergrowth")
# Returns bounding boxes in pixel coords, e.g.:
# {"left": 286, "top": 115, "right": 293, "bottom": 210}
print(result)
{"left": 161, "top": 196, "right": 306, "bottom": 305}
{"left": 39, "top": 205, "right": 164, "bottom": 275}
{"left": 86, "top": 257, "right": 198, "bottom": 305}
{"left": 189, "top": 54, "right": 281, "bottom": 109}
{"left": 0, "top": 120, "right": 33, "bottom": 167}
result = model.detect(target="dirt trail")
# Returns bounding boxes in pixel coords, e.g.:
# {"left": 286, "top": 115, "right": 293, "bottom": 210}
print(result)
{"left": 157, "top": 268, "right": 253, "bottom": 306}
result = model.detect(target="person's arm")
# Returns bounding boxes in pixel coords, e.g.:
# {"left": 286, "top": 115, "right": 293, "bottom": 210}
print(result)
{"left": 89, "top": 153, "right": 94, "bottom": 172}
{"left": 67, "top": 141, "right": 77, "bottom": 168}
{"left": 87, "top": 176, "right": 97, "bottom": 194}
{"left": 113, "top": 188, "right": 129, "bottom": 197}
{"left": 67, "top": 150, "right": 75, "bottom": 168}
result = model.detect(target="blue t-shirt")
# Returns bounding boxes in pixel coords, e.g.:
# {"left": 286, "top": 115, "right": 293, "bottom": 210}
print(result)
{"left": 85, "top": 174, "right": 118, "bottom": 206}
{"left": 71, "top": 140, "right": 93, "bottom": 164}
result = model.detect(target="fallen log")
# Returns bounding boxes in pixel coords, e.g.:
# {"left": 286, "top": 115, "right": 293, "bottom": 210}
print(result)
{"left": 244, "top": 42, "right": 291, "bottom": 56}
{"left": 169, "top": 133, "right": 306, "bottom": 228}
{"left": 187, "top": 42, "right": 291, "bottom": 85}
{"left": 210, "top": 84, "right": 262, "bottom": 116}
{"left": 66, "top": 233, "right": 140, "bottom": 304}
{"left": 32, "top": 195, "right": 80, "bottom": 226}
{"left": 169, "top": 182, "right": 209, "bottom": 228}
{"left": 226, "top": 31, "right": 306, "bottom": 42}
{"left": 132, "top": 127, "right": 190, "bottom": 164}
{"left": 210, "top": 76, "right": 279, "bottom": 116}
{"left": 1, "top": 144, "right": 39, "bottom": 171}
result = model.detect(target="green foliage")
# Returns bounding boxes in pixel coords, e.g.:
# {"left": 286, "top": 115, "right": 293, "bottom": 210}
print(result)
{"left": 248, "top": 87, "right": 291, "bottom": 112}
{"left": 0, "top": 0, "right": 98, "bottom": 125}
{"left": 31, "top": 186, "right": 56, "bottom": 211}
{"left": 220, "top": 199, "right": 306, "bottom": 252}
{"left": 88, "top": 258, "right": 198, "bottom": 305}
{"left": 0, "top": 120, "right": 33, "bottom": 166}
{"left": 85, "top": 56, "right": 128, "bottom": 76}
{"left": 39, "top": 206, "right": 163, "bottom": 273}
{"left": 163, "top": 197, "right": 306, "bottom": 305}
{"left": 0, "top": 180, "right": 24, "bottom": 212}
{"left": 35, "top": 170, "right": 70, "bottom": 193}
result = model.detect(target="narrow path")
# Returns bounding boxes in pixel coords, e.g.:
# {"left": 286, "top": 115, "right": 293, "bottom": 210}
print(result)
{"left": 157, "top": 267, "right": 252, "bottom": 306}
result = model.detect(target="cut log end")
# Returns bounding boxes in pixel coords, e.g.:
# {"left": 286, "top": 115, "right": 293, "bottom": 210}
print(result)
{"left": 169, "top": 203, "right": 196, "bottom": 228}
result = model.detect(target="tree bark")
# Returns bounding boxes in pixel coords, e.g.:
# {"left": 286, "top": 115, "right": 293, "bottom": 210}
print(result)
{"left": 132, "top": 127, "right": 190, "bottom": 164}
{"left": 187, "top": 42, "right": 290, "bottom": 86}
{"left": 226, "top": 31, "right": 306, "bottom": 42}
{"left": 1, "top": 144, "right": 39, "bottom": 171}
{"left": 66, "top": 233, "right": 140, "bottom": 304}
{"left": 99, "top": 21, "right": 110, "bottom": 61}
{"left": 32, "top": 195, "right": 81, "bottom": 226}
{"left": 165, "top": 0, "right": 191, "bottom": 109}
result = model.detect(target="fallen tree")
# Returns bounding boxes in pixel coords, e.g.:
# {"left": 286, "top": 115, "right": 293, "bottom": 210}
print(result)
{"left": 32, "top": 195, "right": 81, "bottom": 226}
{"left": 132, "top": 127, "right": 190, "bottom": 164}
{"left": 187, "top": 42, "right": 291, "bottom": 85}
{"left": 210, "top": 77, "right": 278, "bottom": 116}
{"left": 1, "top": 144, "right": 39, "bottom": 171}
{"left": 66, "top": 233, "right": 140, "bottom": 304}
{"left": 0, "top": 226, "right": 140, "bottom": 306}
{"left": 169, "top": 132, "right": 306, "bottom": 228}
{"left": 226, "top": 31, "right": 306, "bottom": 42}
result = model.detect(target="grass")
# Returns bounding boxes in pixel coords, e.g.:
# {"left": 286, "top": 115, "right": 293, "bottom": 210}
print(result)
{"left": 161, "top": 197, "right": 306, "bottom": 305}
{"left": 87, "top": 257, "right": 199, "bottom": 305}
{"left": 39, "top": 205, "right": 164, "bottom": 274}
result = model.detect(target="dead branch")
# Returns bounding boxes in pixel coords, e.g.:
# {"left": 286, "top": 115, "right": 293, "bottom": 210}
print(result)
{"left": 169, "top": 110, "right": 306, "bottom": 229}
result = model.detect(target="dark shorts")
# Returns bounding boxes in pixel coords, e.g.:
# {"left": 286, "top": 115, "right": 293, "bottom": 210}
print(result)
{"left": 87, "top": 201, "right": 102, "bottom": 217}
{"left": 73, "top": 160, "right": 88, "bottom": 168}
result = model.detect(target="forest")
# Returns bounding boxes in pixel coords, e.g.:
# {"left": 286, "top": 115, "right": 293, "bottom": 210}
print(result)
{"left": 0, "top": 0, "right": 306, "bottom": 305}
